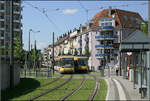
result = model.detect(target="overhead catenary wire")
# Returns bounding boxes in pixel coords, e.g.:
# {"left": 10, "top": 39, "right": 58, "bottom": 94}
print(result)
{"left": 24, "top": 2, "right": 63, "bottom": 33}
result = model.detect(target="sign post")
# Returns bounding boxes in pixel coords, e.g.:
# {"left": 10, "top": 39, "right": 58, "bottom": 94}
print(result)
{"left": 127, "top": 52, "right": 132, "bottom": 80}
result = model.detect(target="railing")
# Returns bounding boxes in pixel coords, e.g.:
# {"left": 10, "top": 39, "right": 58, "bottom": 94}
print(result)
{"left": 78, "top": 48, "right": 82, "bottom": 51}
{"left": 95, "top": 35, "right": 118, "bottom": 39}
{"left": 78, "top": 40, "right": 82, "bottom": 43}
{"left": 95, "top": 53, "right": 118, "bottom": 57}
{"left": 95, "top": 45, "right": 114, "bottom": 48}
{"left": 84, "top": 37, "right": 89, "bottom": 41}
{"left": 101, "top": 26, "right": 113, "bottom": 31}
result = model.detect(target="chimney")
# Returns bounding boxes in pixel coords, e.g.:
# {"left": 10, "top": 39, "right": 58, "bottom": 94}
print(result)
{"left": 80, "top": 24, "right": 82, "bottom": 33}
{"left": 108, "top": 6, "right": 112, "bottom": 16}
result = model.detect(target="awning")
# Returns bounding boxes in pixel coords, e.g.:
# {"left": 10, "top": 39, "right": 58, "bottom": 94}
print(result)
{"left": 120, "top": 30, "right": 150, "bottom": 52}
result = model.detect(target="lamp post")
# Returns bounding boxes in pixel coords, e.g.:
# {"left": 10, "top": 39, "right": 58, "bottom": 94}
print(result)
{"left": 28, "top": 29, "right": 40, "bottom": 75}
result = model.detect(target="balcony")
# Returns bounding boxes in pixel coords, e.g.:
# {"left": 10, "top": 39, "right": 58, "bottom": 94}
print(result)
{"left": 84, "top": 45, "right": 88, "bottom": 49}
{"left": 14, "top": 19, "right": 20, "bottom": 23}
{"left": 14, "top": 28, "right": 20, "bottom": 31}
{"left": 14, "top": 2, "right": 20, "bottom": 6}
{"left": 84, "top": 37, "right": 89, "bottom": 41}
{"left": 78, "top": 48, "right": 82, "bottom": 51}
{"left": 0, "top": 18, "right": 4, "bottom": 21}
{"left": 78, "top": 39, "right": 82, "bottom": 43}
{"left": 95, "top": 35, "right": 118, "bottom": 40}
{"left": 101, "top": 26, "right": 113, "bottom": 31}
{"left": 95, "top": 45, "right": 114, "bottom": 49}
{"left": 95, "top": 53, "right": 118, "bottom": 58}
{"left": 0, "top": 28, "right": 5, "bottom": 30}
{"left": 0, "top": 10, "right": 4, "bottom": 12}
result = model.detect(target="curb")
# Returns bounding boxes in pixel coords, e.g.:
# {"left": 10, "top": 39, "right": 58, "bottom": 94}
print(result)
{"left": 112, "top": 78, "right": 127, "bottom": 100}
{"left": 105, "top": 78, "right": 110, "bottom": 101}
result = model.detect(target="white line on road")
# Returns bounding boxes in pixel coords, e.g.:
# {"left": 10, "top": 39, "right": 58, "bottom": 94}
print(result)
{"left": 113, "top": 79, "right": 127, "bottom": 100}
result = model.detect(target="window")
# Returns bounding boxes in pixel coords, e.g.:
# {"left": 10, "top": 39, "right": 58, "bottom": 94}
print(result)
{"left": 0, "top": 4, "right": 4, "bottom": 10}
{"left": 0, "top": 21, "right": 4, "bottom": 28}
{"left": 101, "top": 23, "right": 104, "bottom": 26}
{"left": 0, "top": 13, "right": 4, "bottom": 19}
{"left": 6, "top": 16, "right": 10, "bottom": 22}
{"left": 0, "top": 31, "right": 4, "bottom": 37}
{"left": 0, "top": 39, "right": 4, "bottom": 46}
{"left": 123, "top": 15, "right": 128, "bottom": 21}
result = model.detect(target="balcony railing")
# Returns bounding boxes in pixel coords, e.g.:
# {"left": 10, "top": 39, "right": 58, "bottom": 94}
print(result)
{"left": 95, "top": 53, "right": 118, "bottom": 58}
{"left": 84, "top": 37, "right": 89, "bottom": 41}
{"left": 101, "top": 26, "right": 113, "bottom": 31}
{"left": 95, "top": 45, "right": 114, "bottom": 48}
{"left": 95, "top": 35, "right": 118, "bottom": 40}
{"left": 78, "top": 48, "right": 82, "bottom": 51}
{"left": 78, "top": 39, "right": 82, "bottom": 43}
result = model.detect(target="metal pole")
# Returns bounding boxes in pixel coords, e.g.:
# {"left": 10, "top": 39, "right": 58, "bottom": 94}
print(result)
{"left": 52, "top": 32, "right": 55, "bottom": 75}
{"left": 10, "top": 0, "right": 14, "bottom": 88}
{"left": 34, "top": 40, "right": 37, "bottom": 77}
{"left": 28, "top": 30, "right": 31, "bottom": 76}
{"left": 120, "top": 28, "right": 122, "bottom": 76}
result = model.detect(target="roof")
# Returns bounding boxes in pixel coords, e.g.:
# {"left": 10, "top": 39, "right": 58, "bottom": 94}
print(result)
{"left": 91, "top": 9, "right": 144, "bottom": 29}
{"left": 120, "top": 30, "right": 150, "bottom": 52}
{"left": 122, "top": 30, "right": 150, "bottom": 44}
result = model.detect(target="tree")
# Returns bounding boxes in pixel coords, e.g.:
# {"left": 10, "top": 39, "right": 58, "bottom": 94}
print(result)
{"left": 9, "top": 36, "right": 25, "bottom": 64}
{"left": 30, "top": 48, "right": 40, "bottom": 63}
{"left": 83, "top": 48, "right": 91, "bottom": 57}
{"left": 74, "top": 48, "right": 78, "bottom": 56}
{"left": 141, "top": 21, "right": 148, "bottom": 35}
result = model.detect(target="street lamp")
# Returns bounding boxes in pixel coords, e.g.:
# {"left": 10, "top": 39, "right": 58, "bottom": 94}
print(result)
{"left": 28, "top": 29, "right": 40, "bottom": 75}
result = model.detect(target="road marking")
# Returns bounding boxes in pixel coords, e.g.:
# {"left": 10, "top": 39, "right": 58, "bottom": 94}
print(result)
{"left": 113, "top": 79, "right": 127, "bottom": 100}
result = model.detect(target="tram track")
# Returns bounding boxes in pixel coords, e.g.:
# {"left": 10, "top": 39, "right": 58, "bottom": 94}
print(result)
{"left": 29, "top": 74, "right": 73, "bottom": 101}
{"left": 88, "top": 75, "right": 99, "bottom": 101}
{"left": 59, "top": 75, "right": 86, "bottom": 101}
{"left": 21, "top": 74, "right": 64, "bottom": 95}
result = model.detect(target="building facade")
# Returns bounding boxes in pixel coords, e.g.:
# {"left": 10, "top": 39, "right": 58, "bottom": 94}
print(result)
{"left": 45, "top": 8, "right": 144, "bottom": 71}
{"left": 0, "top": 0, "right": 22, "bottom": 58}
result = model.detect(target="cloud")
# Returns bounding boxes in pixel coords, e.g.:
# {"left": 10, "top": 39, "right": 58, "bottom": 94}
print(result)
{"left": 63, "top": 9, "right": 78, "bottom": 15}
{"left": 37, "top": 42, "right": 48, "bottom": 50}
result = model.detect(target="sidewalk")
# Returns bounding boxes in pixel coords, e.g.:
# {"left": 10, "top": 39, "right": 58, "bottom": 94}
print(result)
{"left": 105, "top": 69, "right": 148, "bottom": 100}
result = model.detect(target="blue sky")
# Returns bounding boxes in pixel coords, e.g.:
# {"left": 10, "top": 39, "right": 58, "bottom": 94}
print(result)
{"left": 22, "top": 1, "right": 148, "bottom": 51}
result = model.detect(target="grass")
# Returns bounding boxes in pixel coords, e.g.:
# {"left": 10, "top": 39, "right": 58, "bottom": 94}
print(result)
{"left": 12, "top": 75, "right": 72, "bottom": 100}
{"left": 2, "top": 74, "right": 107, "bottom": 100}
{"left": 36, "top": 79, "right": 83, "bottom": 100}
{"left": 67, "top": 79, "right": 95, "bottom": 100}
{"left": 1, "top": 77, "right": 53, "bottom": 100}
{"left": 94, "top": 79, "right": 108, "bottom": 100}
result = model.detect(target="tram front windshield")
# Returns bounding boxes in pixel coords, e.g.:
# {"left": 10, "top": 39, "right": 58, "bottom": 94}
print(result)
{"left": 78, "top": 59, "right": 88, "bottom": 66}
{"left": 62, "top": 58, "right": 73, "bottom": 68}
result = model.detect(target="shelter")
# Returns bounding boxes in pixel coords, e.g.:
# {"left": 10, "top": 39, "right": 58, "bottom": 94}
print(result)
{"left": 119, "top": 30, "right": 150, "bottom": 98}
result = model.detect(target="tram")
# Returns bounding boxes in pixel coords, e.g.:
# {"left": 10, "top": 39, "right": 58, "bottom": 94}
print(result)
{"left": 54, "top": 56, "right": 75, "bottom": 73}
{"left": 74, "top": 56, "right": 89, "bottom": 72}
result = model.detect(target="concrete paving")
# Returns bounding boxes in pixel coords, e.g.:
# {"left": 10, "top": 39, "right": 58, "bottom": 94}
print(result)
{"left": 104, "top": 68, "right": 149, "bottom": 100}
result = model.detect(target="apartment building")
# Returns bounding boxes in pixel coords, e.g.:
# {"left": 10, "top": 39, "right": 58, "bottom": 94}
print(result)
{"left": 45, "top": 7, "right": 144, "bottom": 71}
{"left": 0, "top": 0, "right": 22, "bottom": 58}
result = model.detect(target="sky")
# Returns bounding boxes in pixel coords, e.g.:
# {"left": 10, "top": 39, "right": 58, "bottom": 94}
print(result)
{"left": 22, "top": 1, "right": 148, "bottom": 51}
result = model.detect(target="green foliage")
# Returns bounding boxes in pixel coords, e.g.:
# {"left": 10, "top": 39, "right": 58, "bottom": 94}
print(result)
{"left": 83, "top": 48, "right": 91, "bottom": 57}
{"left": 74, "top": 48, "right": 78, "bottom": 56}
{"left": 0, "top": 46, "right": 5, "bottom": 55}
{"left": 30, "top": 49, "right": 40, "bottom": 62}
{"left": 8, "top": 36, "right": 25, "bottom": 63}
{"left": 141, "top": 22, "right": 148, "bottom": 35}
{"left": 14, "top": 37, "right": 24, "bottom": 58}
